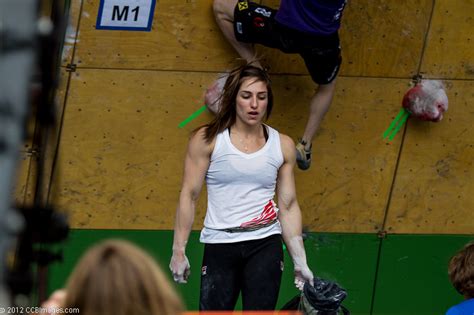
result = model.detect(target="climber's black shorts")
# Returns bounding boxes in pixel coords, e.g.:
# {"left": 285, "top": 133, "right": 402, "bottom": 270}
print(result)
{"left": 233, "top": 0, "right": 341, "bottom": 84}
{"left": 199, "top": 234, "right": 283, "bottom": 310}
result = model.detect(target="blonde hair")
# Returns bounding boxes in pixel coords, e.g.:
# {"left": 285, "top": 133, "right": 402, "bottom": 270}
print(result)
{"left": 63, "top": 239, "right": 183, "bottom": 315}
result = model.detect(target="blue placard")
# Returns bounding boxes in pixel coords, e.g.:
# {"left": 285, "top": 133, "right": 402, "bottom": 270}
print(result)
{"left": 96, "top": 0, "right": 156, "bottom": 31}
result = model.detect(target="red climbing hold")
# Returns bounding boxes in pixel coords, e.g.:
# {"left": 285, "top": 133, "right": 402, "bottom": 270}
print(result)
{"left": 402, "top": 80, "right": 448, "bottom": 122}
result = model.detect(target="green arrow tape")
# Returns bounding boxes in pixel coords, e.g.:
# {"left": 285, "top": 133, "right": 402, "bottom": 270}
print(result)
{"left": 178, "top": 105, "right": 207, "bottom": 128}
{"left": 383, "top": 108, "right": 410, "bottom": 141}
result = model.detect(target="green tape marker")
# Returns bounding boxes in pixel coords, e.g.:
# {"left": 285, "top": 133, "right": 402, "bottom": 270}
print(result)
{"left": 383, "top": 108, "right": 410, "bottom": 141}
{"left": 178, "top": 105, "right": 207, "bottom": 128}
{"left": 388, "top": 111, "right": 409, "bottom": 141}
{"left": 383, "top": 108, "right": 406, "bottom": 139}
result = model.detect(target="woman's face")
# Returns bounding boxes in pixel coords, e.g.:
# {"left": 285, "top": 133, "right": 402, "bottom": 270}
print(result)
{"left": 235, "top": 78, "right": 268, "bottom": 126}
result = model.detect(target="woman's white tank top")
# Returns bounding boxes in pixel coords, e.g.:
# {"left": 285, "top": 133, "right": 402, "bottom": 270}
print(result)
{"left": 200, "top": 125, "right": 284, "bottom": 243}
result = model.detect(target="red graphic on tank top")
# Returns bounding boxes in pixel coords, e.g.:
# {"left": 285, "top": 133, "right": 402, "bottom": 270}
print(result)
{"left": 240, "top": 200, "right": 277, "bottom": 228}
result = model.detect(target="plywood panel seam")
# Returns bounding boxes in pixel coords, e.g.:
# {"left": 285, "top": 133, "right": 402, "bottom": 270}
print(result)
{"left": 26, "top": 110, "right": 48, "bottom": 205}
{"left": 19, "top": 154, "right": 35, "bottom": 206}
{"left": 380, "top": 122, "right": 410, "bottom": 233}
{"left": 45, "top": 0, "right": 85, "bottom": 204}
{"left": 46, "top": 70, "right": 74, "bottom": 205}
{"left": 64, "top": 66, "right": 233, "bottom": 74}
{"left": 417, "top": 0, "right": 437, "bottom": 75}
{"left": 65, "top": 0, "right": 84, "bottom": 70}
{"left": 60, "top": 70, "right": 474, "bottom": 82}
{"left": 340, "top": 74, "right": 415, "bottom": 80}
{"left": 369, "top": 238, "right": 383, "bottom": 315}
{"left": 62, "top": 66, "right": 321, "bottom": 79}
{"left": 56, "top": 67, "right": 469, "bottom": 82}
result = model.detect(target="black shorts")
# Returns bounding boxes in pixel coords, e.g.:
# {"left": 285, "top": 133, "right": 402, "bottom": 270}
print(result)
{"left": 233, "top": 0, "right": 342, "bottom": 85}
{"left": 199, "top": 234, "right": 283, "bottom": 310}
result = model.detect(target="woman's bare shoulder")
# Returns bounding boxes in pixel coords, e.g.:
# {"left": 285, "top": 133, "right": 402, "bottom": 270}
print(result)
{"left": 188, "top": 126, "right": 215, "bottom": 154}
{"left": 277, "top": 132, "right": 296, "bottom": 162}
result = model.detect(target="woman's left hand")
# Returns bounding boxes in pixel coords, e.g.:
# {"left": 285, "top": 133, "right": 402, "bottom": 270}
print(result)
{"left": 294, "top": 264, "right": 314, "bottom": 291}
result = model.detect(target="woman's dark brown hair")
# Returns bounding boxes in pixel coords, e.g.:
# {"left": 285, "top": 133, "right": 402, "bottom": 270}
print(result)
{"left": 203, "top": 63, "right": 273, "bottom": 143}
{"left": 448, "top": 241, "right": 474, "bottom": 298}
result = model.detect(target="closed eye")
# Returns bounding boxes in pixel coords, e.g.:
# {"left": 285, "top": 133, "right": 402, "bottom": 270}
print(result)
{"left": 240, "top": 92, "right": 252, "bottom": 99}
{"left": 258, "top": 93, "right": 267, "bottom": 100}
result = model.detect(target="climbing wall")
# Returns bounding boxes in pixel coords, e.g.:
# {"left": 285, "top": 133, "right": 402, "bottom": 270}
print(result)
{"left": 14, "top": 0, "right": 473, "bottom": 314}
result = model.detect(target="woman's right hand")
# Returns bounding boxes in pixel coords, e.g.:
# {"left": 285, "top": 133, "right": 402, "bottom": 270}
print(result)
{"left": 169, "top": 251, "right": 191, "bottom": 284}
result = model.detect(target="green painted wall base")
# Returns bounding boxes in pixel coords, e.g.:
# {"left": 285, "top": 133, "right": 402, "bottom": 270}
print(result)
{"left": 47, "top": 230, "right": 472, "bottom": 314}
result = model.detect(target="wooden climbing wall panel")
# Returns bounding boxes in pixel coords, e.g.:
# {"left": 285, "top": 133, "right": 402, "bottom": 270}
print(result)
{"left": 18, "top": 0, "right": 472, "bottom": 235}
{"left": 268, "top": 76, "right": 406, "bottom": 233}
{"left": 51, "top": 69, "right": 213, "bottom": 229}
{"left": 73, "top": 0, "right": 236, "bottom": 71}
{"left": 421, "top": 0, "right": 474, "bottom": 79}
{"left": 386, "top": 80, "right": 474, "bottom": 234}
{"left": 339, "top": 0, "right": 433, "bottom": 77}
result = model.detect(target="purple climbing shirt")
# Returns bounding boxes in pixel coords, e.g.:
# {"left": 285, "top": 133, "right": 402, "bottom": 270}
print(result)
{"left": 275, "top": 0, "right": 347, "bottom": 35}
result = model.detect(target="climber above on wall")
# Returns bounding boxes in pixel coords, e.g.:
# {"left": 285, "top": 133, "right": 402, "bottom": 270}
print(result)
{"left": 206, "top": 0, "right": 347, "bottom": 170}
